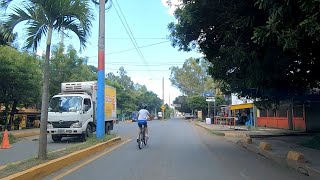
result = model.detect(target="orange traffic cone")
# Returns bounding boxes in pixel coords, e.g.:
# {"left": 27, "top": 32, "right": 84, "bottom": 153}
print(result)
{"left": 1, "top": 130, "right": 12, "bottom": 149}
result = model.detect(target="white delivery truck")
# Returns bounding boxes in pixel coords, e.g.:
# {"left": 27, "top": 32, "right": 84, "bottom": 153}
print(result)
{"left": 47, "top": 81, "right": 117, "bottom": 142}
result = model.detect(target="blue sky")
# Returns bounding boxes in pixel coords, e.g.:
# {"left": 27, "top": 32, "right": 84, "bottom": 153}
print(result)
{"left": 10, "top": 0, "right": 202, "bottom": 105}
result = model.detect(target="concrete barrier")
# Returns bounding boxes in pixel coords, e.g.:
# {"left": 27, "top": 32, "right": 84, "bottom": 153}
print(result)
{"left": 259, "top": 142, "right": 271, "bottom": 151}
{"left": 287, "top": 150, "right": 305, "bottom": 163}
{"left": 245, "top": 138, "right": 253, "bottom": 144}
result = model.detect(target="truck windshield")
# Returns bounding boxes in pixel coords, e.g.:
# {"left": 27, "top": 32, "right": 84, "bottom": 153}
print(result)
{"left": 49, "top": 96, "right": 83, "bottom": 112}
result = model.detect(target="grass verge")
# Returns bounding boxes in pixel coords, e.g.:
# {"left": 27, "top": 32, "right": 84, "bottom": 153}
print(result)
{"left": 0, "top": 132, "right": 18, "bottom": 144}
{"left": 0, "top": 134, "right": 116, "bottom": 178}
{"left": 299, "top": 135, "right": 320, "bottom": 150}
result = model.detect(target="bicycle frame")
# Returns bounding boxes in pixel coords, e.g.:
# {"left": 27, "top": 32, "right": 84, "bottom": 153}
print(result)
{"left": 138, "top": 126, "right": 146, "bottom": 149}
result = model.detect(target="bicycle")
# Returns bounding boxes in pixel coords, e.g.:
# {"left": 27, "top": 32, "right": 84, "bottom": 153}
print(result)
{"left": 137, "top": 125, "right": 147, "bottom": 149}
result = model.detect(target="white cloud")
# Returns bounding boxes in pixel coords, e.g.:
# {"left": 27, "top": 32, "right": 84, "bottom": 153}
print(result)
{"left": 161, "top": 0, "right": 182, "bottom": 15}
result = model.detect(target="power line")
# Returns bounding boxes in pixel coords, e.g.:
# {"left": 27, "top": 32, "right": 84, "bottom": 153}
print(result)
{"left": 104, "top": 68, "right": 171, "bottom": 72}
{"left": 85, "top": 41, "right": 169, "bottom": 58}
{"left": 113, "top": 0, "right": 149, "bottom": 71}
{"left": 104, "top": 63, "right": 181, "bottom": 66}
{"left": 106, "top": 37, "right": 168, "bottom": 39}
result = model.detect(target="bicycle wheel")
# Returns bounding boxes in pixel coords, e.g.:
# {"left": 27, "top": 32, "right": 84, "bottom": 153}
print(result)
{"left": 143, "top": 133, "right": 147, "bottom": 146}
{"left": 138, "top": 127, "right": 143, "bottom": 149}
{"left": 138, "top": 133, "right": 142, "bottom": 149}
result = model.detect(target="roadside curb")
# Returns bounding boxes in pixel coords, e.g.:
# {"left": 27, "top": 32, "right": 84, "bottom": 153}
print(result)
{"left": 237, "top": 140, "right": 320, "bottom": 179}
{"left": 194, "top": 122, "right": 226, "bottom": 136}
{"left": 2, "top": 137, "right": 121, "bottom": 180}
{"left": 194, "top": 122, "right": 320, "bottom": 179}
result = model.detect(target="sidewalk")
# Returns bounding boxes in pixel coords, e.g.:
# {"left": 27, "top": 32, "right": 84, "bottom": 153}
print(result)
{"left": 195, "top": 121, "right": 320, "bottom": 179}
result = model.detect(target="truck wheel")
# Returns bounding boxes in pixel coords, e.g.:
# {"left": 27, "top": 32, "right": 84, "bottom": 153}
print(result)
{"left": 86, "top": 124, "right": 93, "bottom": 137}
{"left": 52, "top": 135, "right": 62, "bottom": 142}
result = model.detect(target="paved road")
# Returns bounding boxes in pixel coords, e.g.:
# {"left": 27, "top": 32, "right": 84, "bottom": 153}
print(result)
{"left": 0, "top": 135, "right": 83, "bottom": 166}
{"left": 49, "top": 118, "right": 314, "bottom": 180}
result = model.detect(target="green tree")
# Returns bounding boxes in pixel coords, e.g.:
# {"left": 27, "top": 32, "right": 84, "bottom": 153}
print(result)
{"left": 135, "top": 85, "right": 162, "bottom": 114}
{"left": 117, "top": 66, "right": 135, "bottom": 91}
{"left": 106, "top": 73, "right": 137, "bottom": 114}
{"left": 172, "top": 95, "right": 191, "bottom": 113}
{"left": 170, "top": 57, "right": 214, "bottom": 96}
{"left": 0, "top": 45, "right": 41, "bottom": 124}
{"left": 2, "top": 0, "right": 93, "bottom": 159}
{"left": 167, "top": 0, "right": 320, "bottom": 103}
{"left": 186, "top": 95, "right": 207, "bottom": 115}
{"left": 50, "top": 44, "right": 96, "bottom": 96}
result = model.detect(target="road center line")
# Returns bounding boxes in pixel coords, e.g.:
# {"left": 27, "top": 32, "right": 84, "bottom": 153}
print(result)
{"left": 51, "top": 139, "right": 132, "bottom": 180}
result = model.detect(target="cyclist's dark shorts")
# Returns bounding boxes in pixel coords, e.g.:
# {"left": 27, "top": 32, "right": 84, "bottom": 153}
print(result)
{"left": 137, "top": 120, "right": 147, "bottom": 128}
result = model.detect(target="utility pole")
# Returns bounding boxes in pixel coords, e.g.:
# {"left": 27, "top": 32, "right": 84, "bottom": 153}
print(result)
{"left": 97, "top": 0, "right": 106, "bottom": 139}
{"left": 208, "top": 101, "right": 210, "bottom": 118}
{"left": 162, "top": 77, "right": 164, "bottom": 120}
{"left": 213, "top": 87, "right": 217, "bottom": 118}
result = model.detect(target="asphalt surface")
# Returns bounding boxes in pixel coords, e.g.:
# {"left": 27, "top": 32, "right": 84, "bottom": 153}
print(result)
{"left": 48, "top": 118, "right": 314, "bottom": 180}
{"left": 0, "top": 134, "right": 83, "bottom": 166}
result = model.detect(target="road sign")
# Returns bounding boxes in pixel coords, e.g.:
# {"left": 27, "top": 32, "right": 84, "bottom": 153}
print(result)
{"left": 206, "top": 96, "right": 215, "bottom": 102}
{"left": 203, "top": 91, "right": 214, "bottom": 97}
{"left": 161, "top": 105, "right": 166, "bottom": 110}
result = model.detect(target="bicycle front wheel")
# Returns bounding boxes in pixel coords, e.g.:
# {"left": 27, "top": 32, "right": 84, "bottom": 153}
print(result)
{"left": 144, "top": 135, "right": 147, "bottom": 146}
{"left": 138, "top": 133, "right": 143, "bottom": 149}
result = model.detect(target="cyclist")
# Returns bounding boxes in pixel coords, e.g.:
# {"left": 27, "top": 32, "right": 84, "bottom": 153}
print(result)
{"left": 137, "top": 104, "right": 150, "bottom": 141}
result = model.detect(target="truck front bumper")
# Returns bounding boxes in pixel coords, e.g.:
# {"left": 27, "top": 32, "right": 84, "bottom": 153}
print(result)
{"left": 47, "top": 128, "right": 84, "bottom": 135}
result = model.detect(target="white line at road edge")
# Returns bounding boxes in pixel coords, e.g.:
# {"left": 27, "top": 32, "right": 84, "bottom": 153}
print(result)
{"left": 51, "top": 139, "right": 132, "bottom": 180}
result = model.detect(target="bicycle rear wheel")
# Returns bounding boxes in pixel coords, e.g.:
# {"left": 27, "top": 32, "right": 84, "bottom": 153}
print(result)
{"left": 138, "top": 127, "right": 143, "bottom": 149}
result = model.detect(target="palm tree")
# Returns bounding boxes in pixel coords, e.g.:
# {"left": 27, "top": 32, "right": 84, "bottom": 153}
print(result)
{"left": 0, "top": 23, "right": 16, "bottom": 45}
{"left": 1, "top": 0, "right": 93, "bottom": 160}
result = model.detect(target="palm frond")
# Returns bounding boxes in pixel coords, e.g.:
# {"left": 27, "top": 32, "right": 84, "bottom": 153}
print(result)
{"left": 51, "top": 0, "right": 93, "bottom": 49}
{"left": 25, "top": 21, "right": 48, "bottom": 51}
{"left": 0, "top": 0, "right": 14, "bottom": 10}
{"left": 0, "top": 23, "right": 15, "bottom": 43}
{"left": 3, "top": 0, "right": 93, "bottom": 51}
{"left": 62, "top": 21, "right": 88, "bottom": 50}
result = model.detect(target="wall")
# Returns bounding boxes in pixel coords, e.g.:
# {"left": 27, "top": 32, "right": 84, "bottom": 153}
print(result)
{"left": 305, "top": 102, "right": 320, "bottom": 132}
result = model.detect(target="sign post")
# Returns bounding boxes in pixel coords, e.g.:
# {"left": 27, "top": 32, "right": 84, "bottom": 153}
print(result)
{"left": 161, "top": 105, "right": 166, "bottom": 120}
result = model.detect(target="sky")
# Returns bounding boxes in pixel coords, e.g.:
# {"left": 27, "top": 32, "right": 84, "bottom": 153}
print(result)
{"left": 10, "top": 0, "right": 202, "bottom": 106}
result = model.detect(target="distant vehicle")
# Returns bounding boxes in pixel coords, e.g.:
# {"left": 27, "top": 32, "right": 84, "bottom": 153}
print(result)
{"left": 158, "top": 112, "right": 162, "bottom": 118}
{"left": 47, "top": 81, "right": 117, "bottom": 142}
{"left": 132, "top": 111, "right": 138, "bottom": 122}
{"left": 184, "top": 113, "right": 194, "bottom": 119}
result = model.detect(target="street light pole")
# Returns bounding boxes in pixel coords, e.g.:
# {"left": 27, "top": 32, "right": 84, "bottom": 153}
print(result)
{"left": 96, "top": 0, "right": 106, "bottom": 139}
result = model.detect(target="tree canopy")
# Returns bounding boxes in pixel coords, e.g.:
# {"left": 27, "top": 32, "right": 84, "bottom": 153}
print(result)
{"left": 169, "top": 57, "right": 216, "bottom": 96}
{"left": 168, "top": 0, "right": 320, "bottom": 102}
{"left": 172, "top": 95, "right": 191, "bottom": 113}
{"left": 0, "top": 45, "right": 42, "bottom": 117}
{"left": 49, "top": 44, "right": 96, "bottom": 96}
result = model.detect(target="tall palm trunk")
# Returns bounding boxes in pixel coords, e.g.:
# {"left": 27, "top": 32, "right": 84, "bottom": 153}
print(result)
{"left": 38, "top": 25, "right": 53, "bottom": 160}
